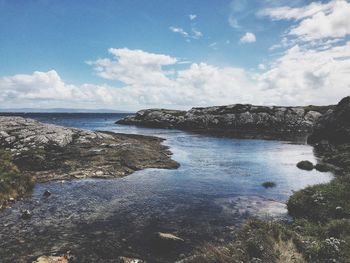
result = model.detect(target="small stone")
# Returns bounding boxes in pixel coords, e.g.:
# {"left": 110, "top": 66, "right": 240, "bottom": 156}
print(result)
{"left": 43, "top": 190, "right": 51, "bottom": 197}
{"left": 157, "top": 232, "right": 184, "bottom": 242}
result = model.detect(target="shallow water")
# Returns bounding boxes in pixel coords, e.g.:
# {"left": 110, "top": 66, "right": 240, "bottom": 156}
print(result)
{"left": 0, "top": 113, "right": 333, "bottom": 262}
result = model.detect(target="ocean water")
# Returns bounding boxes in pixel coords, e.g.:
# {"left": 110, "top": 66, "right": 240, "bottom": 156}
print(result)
{"left": 0, "top": 113, "right": 333, "bottom": 262}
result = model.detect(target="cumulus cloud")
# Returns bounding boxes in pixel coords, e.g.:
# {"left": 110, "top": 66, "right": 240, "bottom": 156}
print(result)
{"left": 290, "top": 0, "right": 350, "bottom": 41}
{"left": 0, "top": 70, "right": 120, "bottom": 108}
{"left": 1, "top": 45, "right": 349, "bottom": 110}
{"left": 258, "top": 1, "right": 335, "bottom": 20}
{"left": 240, "top": 32, "right": 256, "bottom": 43}
{"left": 259, "top": 0, "right": 350, "bottom": 41}
{"left": 91, "top": 48, "right": 176, "bottom": 87}
{"left": 257, "top": 41, "right": 350, "bottom": 105}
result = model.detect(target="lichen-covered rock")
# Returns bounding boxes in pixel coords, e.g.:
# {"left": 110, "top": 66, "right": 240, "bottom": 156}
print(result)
{"left": 117, "top": 104, "right": 331, "bottom": 137}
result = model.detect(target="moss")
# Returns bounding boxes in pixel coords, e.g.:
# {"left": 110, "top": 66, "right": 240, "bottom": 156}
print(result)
{"left": 297, "top": 160, "right": 314, "bottom": 171}
{"left": 262, "top": 181, "right": 276, "bottom": 188}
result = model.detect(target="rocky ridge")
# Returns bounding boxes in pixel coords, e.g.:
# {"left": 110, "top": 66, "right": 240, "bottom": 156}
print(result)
{"left": 117, "top": 104, "right": 332, "bottom": 138}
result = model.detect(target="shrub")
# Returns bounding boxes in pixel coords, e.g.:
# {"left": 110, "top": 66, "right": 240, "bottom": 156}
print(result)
{"left": 296, "top": 161, "right": 314, "bottom": 171}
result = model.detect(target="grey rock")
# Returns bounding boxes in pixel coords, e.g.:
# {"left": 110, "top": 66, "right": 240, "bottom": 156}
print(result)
{"left": 0, "top": 116, "right": 179, "bottom": 182}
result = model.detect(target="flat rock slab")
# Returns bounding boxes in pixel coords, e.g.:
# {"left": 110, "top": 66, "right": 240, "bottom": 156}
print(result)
{"left": 0, "top": 116, "right": 179, "bottom": 182}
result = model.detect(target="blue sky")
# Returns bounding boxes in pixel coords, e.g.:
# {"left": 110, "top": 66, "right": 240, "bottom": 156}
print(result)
{"left": 0, "top": 0, "right": 349, "bottom": 110}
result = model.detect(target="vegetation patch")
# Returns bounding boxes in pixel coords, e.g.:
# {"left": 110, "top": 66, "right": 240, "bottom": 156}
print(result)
{"left": 314, "top": 163, "right": 332, "bottom": 172}
{"left": 0, "top": 150, "right": 33, "bottom": 207}
{"left": 262, "top": 181, "right": 276, "bottom": 188}
{"left": 287, "top": 177, "right": 350, "bottom": 222}
{"left": 189, "top": 220, "right": 305, "bottom": 263}
{"left": 296, "top": 160, "right": 314, "bottom": 171}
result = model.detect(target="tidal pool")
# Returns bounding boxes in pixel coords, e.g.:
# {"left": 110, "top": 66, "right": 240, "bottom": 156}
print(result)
{"left": 0, "top": 113, "right": 332, "bottom": 262}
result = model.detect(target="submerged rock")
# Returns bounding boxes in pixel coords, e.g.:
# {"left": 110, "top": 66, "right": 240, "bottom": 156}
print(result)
{"left": 20, "top": 209, "right": 32, "bottom": 219}
{"left": 157, "top": 232, "right": 184, "bottom": 242}
{"left": 43, "top": 190, "right": 51, "bottom": 197}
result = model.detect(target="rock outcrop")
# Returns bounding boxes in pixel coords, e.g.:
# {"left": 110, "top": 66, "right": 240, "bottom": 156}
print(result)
{"left": 308, "top": 96, "right": 350, "bottom": 144}
{"left": 0, "top": 116, "right": 179, "bottom": 181}
{"left": 117, "top": 104, "right": 332, "bottom": 138}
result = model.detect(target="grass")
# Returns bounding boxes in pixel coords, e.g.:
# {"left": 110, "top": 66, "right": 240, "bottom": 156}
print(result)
{"left": 190, "top": 220, "right": 306, "bottom": 263}
{"left": 262, "top": 181, "right": 277, "bottom": 188}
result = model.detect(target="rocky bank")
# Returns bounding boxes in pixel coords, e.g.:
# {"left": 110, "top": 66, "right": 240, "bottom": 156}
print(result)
{"left": 0, "top": 116, "right": 178, "bottom": 206}
{"left": 117, "top": 104, "right": 332, "bottom": 139}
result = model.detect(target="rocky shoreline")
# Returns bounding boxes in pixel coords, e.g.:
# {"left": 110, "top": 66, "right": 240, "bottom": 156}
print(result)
{"left": 117, "top": 104, "right": 333, "bottom": 139}
{"left": 0, "top": 116, "right": 179, "bottom": 208}
{"left": 182, "top": 97, "right": 350, "bottom": 263}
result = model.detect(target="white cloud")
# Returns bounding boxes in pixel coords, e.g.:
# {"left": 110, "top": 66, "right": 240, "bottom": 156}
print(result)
{"left": 260, "top": 0, "right": 350, "bottom": 41}
{"left": 228, "top": 16, "right": 240, "bottom": 28}
{"left": 169, "top": 26, "right": 203, "bottom": 40}
{"left": 240, "top": 32, "right": 256, "bottom": 43}
{"left": 290, "top": 0, "right": 350, "bottom": 41}
{"left": 1, "top": 45, "right": 350, "bottom": 110}
{"left": 0, "top": 70, "right": 120, "bottom": 108}
{"left": 192, "top": 28, "right": 203, "bottom": 39}
{"left": 169, "top": 26, "right": 189, "bottom": 37}
{"left": 91, "top": 48, "right": 176, "bottom": 87}
{"left": 258, "top": 64, "right": 266, "bottom": 70}
{"left": 258, "top": 1, "right": 335, "bottom": 20}
{"left": 189, "top": 14, "right": 197, "bottom": 20}
{"left": 257, "top": 41, "right": 350, "bottom": 105}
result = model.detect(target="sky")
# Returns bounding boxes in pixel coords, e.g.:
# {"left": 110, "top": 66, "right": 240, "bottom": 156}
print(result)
{"left": 0, "top": 0, "right": 350, "bottom": 111}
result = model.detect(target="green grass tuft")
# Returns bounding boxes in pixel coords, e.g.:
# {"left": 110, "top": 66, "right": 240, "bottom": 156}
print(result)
{"left": 262, "top": 181, "right": 276, "bottom": 188}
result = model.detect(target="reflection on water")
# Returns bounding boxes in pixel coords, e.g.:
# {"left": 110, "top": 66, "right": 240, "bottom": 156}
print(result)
{"left": 0, "top": 113, "right": 333, "bottom": 262}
